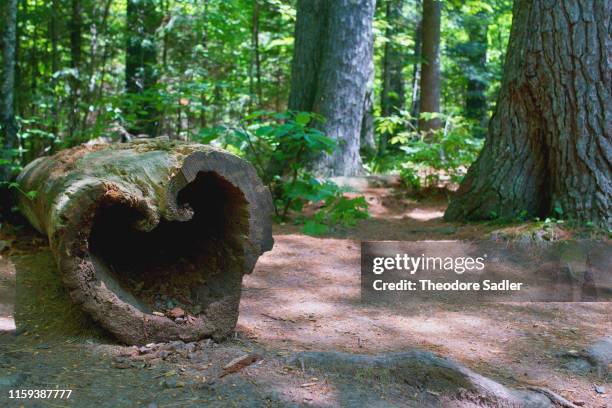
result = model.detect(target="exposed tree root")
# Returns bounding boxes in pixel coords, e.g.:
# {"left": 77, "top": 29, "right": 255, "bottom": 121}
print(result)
{"left": 290, "top": 350, "right": 553, "bottom": 407}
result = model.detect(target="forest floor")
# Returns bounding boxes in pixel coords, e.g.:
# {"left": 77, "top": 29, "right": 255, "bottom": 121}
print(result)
{"left": 0, "top": 181, "right": 610, "bottom": 407}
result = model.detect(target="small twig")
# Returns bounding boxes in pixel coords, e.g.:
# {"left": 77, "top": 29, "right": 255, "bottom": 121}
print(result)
{"left": 238, "top": 125, "right": 266, "bottom": 176}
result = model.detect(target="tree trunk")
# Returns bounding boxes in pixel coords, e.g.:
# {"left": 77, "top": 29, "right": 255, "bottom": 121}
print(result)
{"left": 288, "top": 0, "right": 328, "bottom": 113}
{"left": 288, "top": 0, "right": 376, "bottom": 176}
{"left": 464, "top": 11, "right": 489, "bottom": 136}
{"left": 360, "top": 79, "right": 376, "bottom": 156}
{"left": 1, "top": 0, "right": 18, "bottom": 182}
{"left": 49, "top": 0, "right": 60, "bottom": 139}
{"left": 252, "top": 0, "right": 262, "bottom": 105}
{"left": 69, "top": 0, "right": 82, "bottom": 141}
{"left": 380, "top": 0, "right": 406, "bottom": 117}
{"left": 409, "top": 0, "right": 422, "bottom": 126}
{"left": 445, "top": 0, "right": 611, "bottom": 228}
{"left": 361, "top": 26, "right": 376, "bottom": 156}
{"left": 379, "top": 0, "right": 406, "bottom": 155}
{"left": 126, "top": 0, "right": 161, "bottom": 137}
{"left": 17, "top": 139, "right": 274, "bottom": 344}
{"left": 81, "top": 0, "right": 113, "bottom": 138}
{"left": 418, "top": 0, "right": 441, "bottom": 133}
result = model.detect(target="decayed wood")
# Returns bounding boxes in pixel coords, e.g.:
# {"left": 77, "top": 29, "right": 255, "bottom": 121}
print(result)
{"left": 17, "top": 138, "right": 274, "bottom": 345}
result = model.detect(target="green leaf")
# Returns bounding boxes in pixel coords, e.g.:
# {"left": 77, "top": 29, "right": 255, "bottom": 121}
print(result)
{"left": 302, "top": 220, "right": 328, "bottom": 236}
{"left": 295, "top": 112, "right": 311, "bottom": 126}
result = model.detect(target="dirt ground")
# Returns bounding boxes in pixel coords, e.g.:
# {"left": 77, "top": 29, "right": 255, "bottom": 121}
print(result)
{"left": 0, "top": 185, "right": 610, "bottom": 407}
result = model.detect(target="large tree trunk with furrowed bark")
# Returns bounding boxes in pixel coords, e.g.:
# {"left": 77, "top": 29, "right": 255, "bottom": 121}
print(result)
{"left": 288, "top": 0, "right": 376, "bottom": 176}
{"left": 16, "top": 139, "right": 274, "bottom": 344}
{"left": 445, "top": 0, "right": 611, "bottom": 228}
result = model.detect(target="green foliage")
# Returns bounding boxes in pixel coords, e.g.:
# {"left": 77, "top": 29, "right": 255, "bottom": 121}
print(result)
{"left": 5, "top": 182, "right": 38, "bottom": 201}
{"left": 1, "top": 0, "right": 515, "bottom": 226}
{"left": 371, "top": 112, "right": 483, "bottom": 189}
{"left": 197, "top": 111, "right": 369, "bottom": 235}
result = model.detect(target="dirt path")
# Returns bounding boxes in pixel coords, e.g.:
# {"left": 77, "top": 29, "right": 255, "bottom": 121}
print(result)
{"left": 0, "top": 186, "right": 610, "bottom": 407}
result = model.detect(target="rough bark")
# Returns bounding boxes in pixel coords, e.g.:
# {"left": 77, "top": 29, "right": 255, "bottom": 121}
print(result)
{"left": 288, "top": 0, "right": 376, "bottom": 176}
{"left": 418, "top": 0, "right": 441, "bottom": 133}
{"left": 445, "top": 0, "right": 612, "bottom": 228}
{"left": 126, "top": 0, "right": 161, "bottom": 137}
{"left": 360, "top": 51, "right": 376, "bottom": 156}
{"left": 1, "top": 0, "right": 18, "bottom": 182}
{"left": 464, "top": 11, "right": 489, "bottom": 135}
{"left": 17, "top": 139, "right": 274, "bottom": 344}
{"left": 287, "top": 0, "right": 328, "bottom": 113}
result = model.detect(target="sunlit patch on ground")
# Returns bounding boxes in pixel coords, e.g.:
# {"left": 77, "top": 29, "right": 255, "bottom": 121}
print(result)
{"left": 0, "top": 256, "right": 16, "bottom": 333}
{"left": 0, "top": 316, "right": 15, "bottom": 331}
{"left": 404, "top": 208, "right": 445, "bottom": 221}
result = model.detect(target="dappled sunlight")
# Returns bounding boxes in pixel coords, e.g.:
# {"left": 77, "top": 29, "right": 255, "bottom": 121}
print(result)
{"left": 0, "top": 316, "right": 15, "bottom": 331}
{"left": 0, "top": 257, "right": 16, "bottom": 333}
{"left": 405, "top": 208, "right": 445, "bottom": 221}
{"left": 267, "top": 379, "right": 340, "bottom": 407}
{"left": 239, "top": 232, "right": 612, "bottom": 405}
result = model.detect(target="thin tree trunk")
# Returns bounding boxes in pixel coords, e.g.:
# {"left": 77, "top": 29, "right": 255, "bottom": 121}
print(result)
{"left": 69, "top": 0, "right": 82, "bottom": 141}
{"left": 418, "top": 0, "right": 441, "bottom": 133}
{"left": 81, "top": 0, "right": 113, "bottom": 137}
{"left": 360, "top": 74, "right": 376, "bottom": 155}
{"left": 199, "top": 0, "right": 209, "bottom": 132}
{"left": 49, "top": 0, "right": 60, "bottom": 139}
{"left": 381, "top": 0, "right": 406, "bottom": 117}
{"left": 252, "top": 0, "right": 262, "bottom": 105}
{"left": 126, "top": 0, "right": 161, "bottom": 137}
{"left": 464, "top": 11, "right": 488, "bottom": 136}
{"left": 29, "top": 19, "right": 38, "bottom": 116}
{"left": 14, "top": 0, "right": 23, "bottom": 117}
{"left": 445, "top": 0, "right": 611, "bottom": 228}
{"left": 1, "top": 0, "right": 18, "bottom": 182}
{"left": 409, "top": 0, "right": 422, "bottom": 125}
{"left": 379, "top": 0, "right": 406, "bottom": 155}
{"left": 288, "top": 0, "right": 376, "bottom": 176}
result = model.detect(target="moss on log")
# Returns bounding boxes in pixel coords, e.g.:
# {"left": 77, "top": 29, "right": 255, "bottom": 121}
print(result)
{"left": 16, "top": 139, "right": 274, "bottom": 345}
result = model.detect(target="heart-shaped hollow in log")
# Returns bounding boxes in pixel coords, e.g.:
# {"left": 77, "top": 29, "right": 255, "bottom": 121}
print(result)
{"left": 16, "top": 139, "right": 274, "bottom": 345}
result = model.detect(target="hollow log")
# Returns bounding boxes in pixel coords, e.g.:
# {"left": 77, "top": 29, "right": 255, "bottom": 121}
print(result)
{"left": 16, "top": 139, "right": 274, "bottom": 345}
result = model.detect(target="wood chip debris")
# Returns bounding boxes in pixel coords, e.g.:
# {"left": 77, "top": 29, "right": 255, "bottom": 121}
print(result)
{"left": 219, "top": 353, "right": 261, "bottom": 377}
{"left": 300, "top": 382, "right": 318, "bottom": 388}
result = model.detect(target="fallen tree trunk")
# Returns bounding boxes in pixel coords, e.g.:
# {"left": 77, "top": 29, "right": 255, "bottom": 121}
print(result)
{"left": 16, "top": 138, "right": 274, "bottom": 345}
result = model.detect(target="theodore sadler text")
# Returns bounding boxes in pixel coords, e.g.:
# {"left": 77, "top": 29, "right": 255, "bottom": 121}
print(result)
{"left": 370, "top": 254, "right": 524, "bottom": 292}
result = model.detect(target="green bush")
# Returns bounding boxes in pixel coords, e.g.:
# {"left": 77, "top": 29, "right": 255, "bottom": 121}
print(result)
{"left": 372, "top": 112, "right": 483, "bottom": 190}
